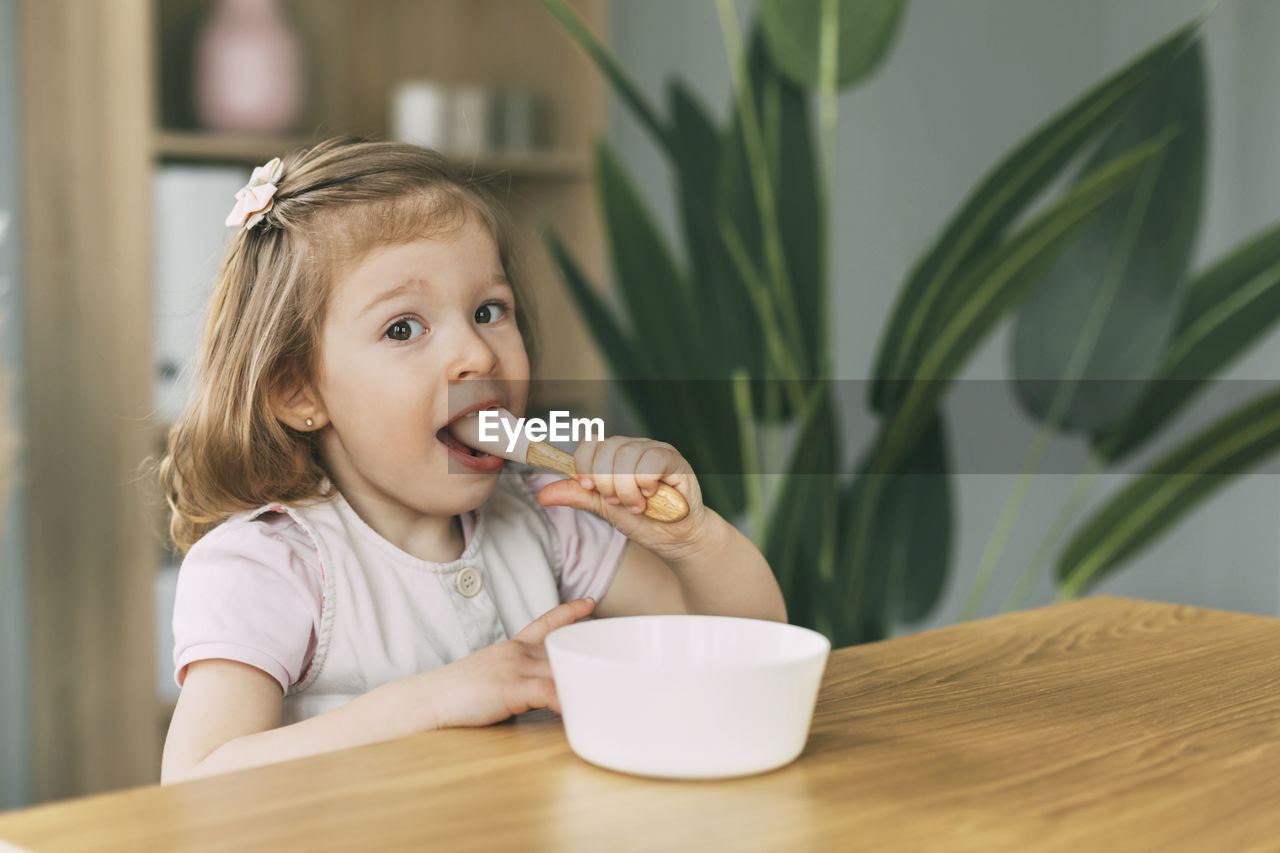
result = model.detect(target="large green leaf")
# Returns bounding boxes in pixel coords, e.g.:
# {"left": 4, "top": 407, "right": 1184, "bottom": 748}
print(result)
{"left": 719, "top": 28, "right": 824, "bottom": 387}
{"left": 760, "top": 0, "right": 906, "bottom": 90}
{"left": 1058, "top": 385, "right": 1280, "bottom": 596}
{"left": 872, "top": 133, "right": 1175, "bottom": 471}
{"left": 838, "top": 412, "right": 952, "bottom": 645}
{"left": 764, "top": 389, "right": 841, "bottom": 632}
{"left": 536, "top": 8, "right": 755, "bottom": 515}
{"left": 546, "top": 230, "right": 725, "bottom": 506}
{"left": 539, "top": 0, "right": 670, "bottom": 154}
{"left": 667, "top": 82, "right": 766, "bottom": 381}
{"left": 869, "top": 23, "right": 1199, "bottom": 414}
{"left": 543, "top": 229, "right": 649, "bottom": 381}
{"left": 543, "top": 231, "right": 677, "bottom": 473}
{"left": 768, "top": 64, "right": 825, "bottom": 372}
{"left": 659, "top": 84, "right": 755, "bottom": 514}
{"left": 667, "top": 81, "right": 726, "bottom": 293}
{"left": 1095, "top": 221, "right": 1280, "bottom": 461}
{"left": 1011, "top": 41, "right": 1206, "bottom": 434}
{"left": 594, "top": 140, "right": 697, "bottom": 379}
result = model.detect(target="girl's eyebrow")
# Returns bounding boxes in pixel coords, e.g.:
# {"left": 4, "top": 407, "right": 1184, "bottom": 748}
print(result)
{"left": 359, "top": 278, "right": 427, "bottom": 318}
{"left": 484, "top": 271, "right": 515, "bottom": 295}
{"left": 359, "top": 272, "right": 510, "bottom": 318}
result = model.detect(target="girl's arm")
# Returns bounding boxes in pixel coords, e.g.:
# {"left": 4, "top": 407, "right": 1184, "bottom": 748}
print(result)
{"left": 536, "top": 437, "right": 787, "bottom": 624}
{"left": 162, "top": 659, "right": 424, "bottom": 782}
{"left": 162, "top": 597, "right": 595, "bottom": 783}
{"left": 592, "top": 516, "right": 785, "bottom": 622}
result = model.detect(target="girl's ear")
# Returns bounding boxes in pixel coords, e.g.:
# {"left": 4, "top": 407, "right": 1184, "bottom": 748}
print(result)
{"left": 270, "top": 373, "right": 328, "bottom": 432}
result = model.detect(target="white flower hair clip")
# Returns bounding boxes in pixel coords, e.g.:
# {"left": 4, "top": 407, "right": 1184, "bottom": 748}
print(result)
{"left": 225, "top": 157, "right": 284, "bottom": 230}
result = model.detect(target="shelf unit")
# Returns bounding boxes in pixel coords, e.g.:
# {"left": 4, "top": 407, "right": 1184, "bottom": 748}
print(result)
{"left": 153, "top": 130, "right": 593, "bottom": 179}
{"left": 22, "top": 0, "right": 608, "bottom": 802}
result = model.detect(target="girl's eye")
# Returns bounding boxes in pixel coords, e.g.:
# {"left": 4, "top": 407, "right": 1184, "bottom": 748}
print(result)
{"left": 385, "top": 317, "right": 426, "bottom": 342}
{"left": 475, "top": 301, "right": 509, "bottom": 325}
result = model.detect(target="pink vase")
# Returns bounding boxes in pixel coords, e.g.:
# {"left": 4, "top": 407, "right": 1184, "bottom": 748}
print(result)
{"left": 194, "top": 0, "right": 305, "bottom": 134}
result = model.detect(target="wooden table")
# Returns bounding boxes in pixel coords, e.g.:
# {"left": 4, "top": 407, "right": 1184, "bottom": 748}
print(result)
{"left": 2, "top": 596, "right": 1279, "bottom": 852}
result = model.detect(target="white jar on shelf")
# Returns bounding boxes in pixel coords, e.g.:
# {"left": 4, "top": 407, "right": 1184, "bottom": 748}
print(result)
{"left": 449, "top": 84, "right": 492, "bottom": 156}
{"left": 390, "top": 80, "right": 451, "bottom": 150}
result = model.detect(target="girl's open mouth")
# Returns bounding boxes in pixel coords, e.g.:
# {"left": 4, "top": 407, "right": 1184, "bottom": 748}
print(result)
{"left": 437, "top": 415, "right": 505, "bottom": 472}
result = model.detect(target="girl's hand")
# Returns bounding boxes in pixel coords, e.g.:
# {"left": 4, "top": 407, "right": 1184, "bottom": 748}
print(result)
{"left": 536, "top": 436, "right": 710, "bottom": 560}
{"left": 427, "top": 597, "right": 595, "bottom": 729}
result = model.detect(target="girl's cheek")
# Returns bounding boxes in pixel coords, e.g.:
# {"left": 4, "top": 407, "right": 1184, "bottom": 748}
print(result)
{"left": 509, "top": 339, "right": 532, "bottom": 378}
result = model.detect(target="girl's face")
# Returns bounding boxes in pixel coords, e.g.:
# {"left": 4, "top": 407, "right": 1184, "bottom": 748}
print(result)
{"left": 310, "top": 216, "right": 529, "bottom": 541}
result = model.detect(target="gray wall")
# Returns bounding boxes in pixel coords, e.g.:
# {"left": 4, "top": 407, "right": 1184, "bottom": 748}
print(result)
{"left": 609, "top": 0, "right": 1280, "bottom": 627}
{"left": 0, "top": 0, "right": 30, "bottom": 810}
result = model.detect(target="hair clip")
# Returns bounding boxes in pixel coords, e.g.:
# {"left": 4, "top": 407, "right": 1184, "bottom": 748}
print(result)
{"left": 225, "top": 157, "right": 284, "bottom": 230}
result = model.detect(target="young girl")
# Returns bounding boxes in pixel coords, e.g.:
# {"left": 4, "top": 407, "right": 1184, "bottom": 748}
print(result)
{"left": 159, "top": 138, "right": 785, "bottom": 783}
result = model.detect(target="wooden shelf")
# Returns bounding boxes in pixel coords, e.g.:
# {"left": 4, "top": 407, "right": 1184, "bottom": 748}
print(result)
{"left": 23, "top": 0, "right": 609, "bottom": 802}
{"left": 153, "top": 129, "right": 310, "bottom": 165}
{"left": 154, "top": 130, "right": 590, "bottom": 180}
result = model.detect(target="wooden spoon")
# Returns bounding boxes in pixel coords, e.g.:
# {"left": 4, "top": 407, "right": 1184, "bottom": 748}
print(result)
{"left": 449, "top": 407, "right": 690, "bottom": 523}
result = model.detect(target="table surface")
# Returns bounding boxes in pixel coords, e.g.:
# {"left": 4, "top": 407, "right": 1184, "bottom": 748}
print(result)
{"left": 2, "top": 596, "right": 1279, "bottom": 852}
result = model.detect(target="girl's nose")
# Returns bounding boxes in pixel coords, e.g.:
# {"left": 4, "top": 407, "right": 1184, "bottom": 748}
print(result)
{"left": 446, "top": 322, "right": 499, "bottom": 380}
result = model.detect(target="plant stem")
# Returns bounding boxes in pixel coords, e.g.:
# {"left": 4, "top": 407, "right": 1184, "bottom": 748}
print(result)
{"left": 816, "top": 0, "right": 839, "bottom": 377}
{"left": 714, "top": 0, "right": 809, "bottom": 375}
{"left": 732, "top": 369, "right": 767, "bottom": 548}
{"left": 719, "top": 216, "right": 808, "bottom": 413}
{"left": 814, "top": 478, "right": 839, "bottom": 632}
{"left": 842, "top": 459, "right": 887, "bottom": 644}
{"left": 1000, "top": 458, "right": 1103, "bottom": 612}
{"left": 817, "top": 0, "right": 839, "bottom": 210}
{"left": 761, "top": 376, "right": 783, "bottom": 519}
{"left": 960, "top": 426, "right": 1055, "bottom": 621}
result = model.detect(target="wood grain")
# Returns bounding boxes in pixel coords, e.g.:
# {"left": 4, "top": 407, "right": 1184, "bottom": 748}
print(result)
{"left": 2, "top": 598, "right": 1277, "bottom": 851}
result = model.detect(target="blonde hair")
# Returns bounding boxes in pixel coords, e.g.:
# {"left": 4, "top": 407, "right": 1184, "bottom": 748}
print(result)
{"left": 159, "top": 137, "right": 536, "bottom": 553}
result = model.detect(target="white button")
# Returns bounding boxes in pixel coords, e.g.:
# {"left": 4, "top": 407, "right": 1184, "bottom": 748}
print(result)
{"left": 455, "top": 566, "right": 483, "bottom": 598}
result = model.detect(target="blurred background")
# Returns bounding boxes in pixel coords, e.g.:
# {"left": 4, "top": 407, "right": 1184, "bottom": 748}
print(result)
{"left": 2, "top": 0, "right": 1279, "bottom": 809}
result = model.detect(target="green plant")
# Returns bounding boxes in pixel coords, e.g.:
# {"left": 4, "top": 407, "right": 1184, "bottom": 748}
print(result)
{"left": 542, "top": 0, "right": 1280, "bottom": 644}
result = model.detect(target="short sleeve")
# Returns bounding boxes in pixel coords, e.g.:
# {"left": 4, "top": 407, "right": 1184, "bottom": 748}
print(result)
{"left": 520, "top": 470, "right": 627, "bottom": 603}
{"left": 172, "top": 513, "right": 324, "bottom": 694}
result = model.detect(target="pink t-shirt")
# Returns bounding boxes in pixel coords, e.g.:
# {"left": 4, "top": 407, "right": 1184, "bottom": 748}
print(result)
{"left": 172, "top": 471, "right": 626, "bottom": 692}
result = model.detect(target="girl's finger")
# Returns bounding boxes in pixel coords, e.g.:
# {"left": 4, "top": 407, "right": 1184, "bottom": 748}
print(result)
{"left": 514, "top": 597, "right": 596, "bottom": 644}
{"left": 573, "top": 438, "right": 603, "bottom": 492}
{"left": 583, "top": 435, "right": 631, "bottom": 500}
{"left": 633, "top": 446, "right": 682, "bottom": 499}
{"left": 527, "top": 677, "right": 561, "bottom": 715}
{"left": 534, "top": 478, "right": 606, "bottom": 516}
{"left": 611, "top": 440, "right": 653, "bottom": 514}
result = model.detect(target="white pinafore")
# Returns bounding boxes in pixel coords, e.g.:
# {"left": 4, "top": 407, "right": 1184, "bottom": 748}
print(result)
{"left": 239, "top": 469, "right": 566, "bottom": 724}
